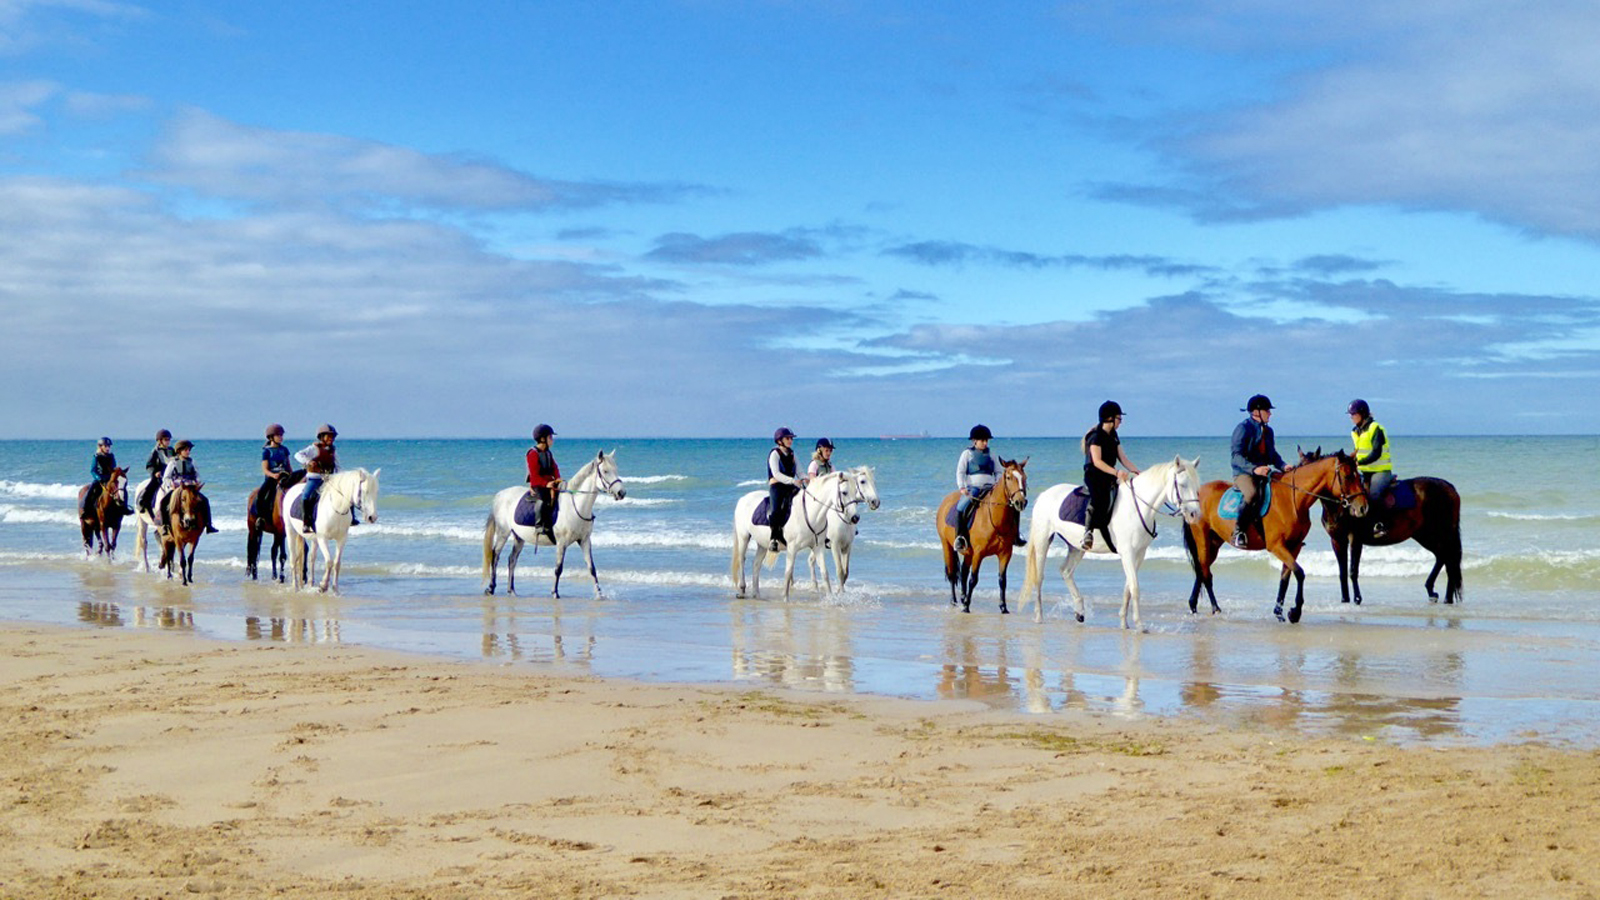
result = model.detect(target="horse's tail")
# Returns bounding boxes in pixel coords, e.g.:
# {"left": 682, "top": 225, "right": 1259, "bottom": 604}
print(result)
{"left": 1022, "top": 509, "right": 1048, "bottom": 601}
{"left": 1181, "top": 516, "right": 1201, "bottom": 577}
{"left": 1439, "top": 480, "right": 1465, "bottom": 604}
{"left": 481, "top": 509, "right": 497, "bottom": 586}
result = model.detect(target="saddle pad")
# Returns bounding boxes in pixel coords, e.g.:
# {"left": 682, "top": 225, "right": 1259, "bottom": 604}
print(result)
{"left": 1383, "top": 479, "right": 1417, "bottom": 511}
{"left": 289, "top": 492, "right": 359, "bottom": 525}
{"left": 514, "top": 492, "right": 560, "bottom": 529}
{"left": 751, "top": 496, "right": 772, "bottom": 527}
{"left": 943, "top": 487, "right": 991, "bottom": 529}
{"left": 1058, "top": 486, "right": 1091, "bottom": 525}
{"left": 1218, "top": 482, "right": 1271, "bottom": 521}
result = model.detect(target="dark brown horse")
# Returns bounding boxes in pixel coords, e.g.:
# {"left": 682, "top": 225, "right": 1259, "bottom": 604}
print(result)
{"left": 77, "top": 467, "right": 128, "bottom": 560}
{"left": 159, "top": 481, "right": 205, "bottom": 585}
{"left": 1299, "top": 449, "right": 1464, "bottom": 606}
{"left": 246, "top": 479, "right": 289, "bottom": 582}
{"left": 1183, "top": 451, "right": 1368, "bottom": 623}
{"left": 936, "top": 458, "right": 1028, "bottom": 614}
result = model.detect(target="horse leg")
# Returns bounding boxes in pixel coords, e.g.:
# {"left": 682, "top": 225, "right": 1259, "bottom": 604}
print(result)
{"left": 782, "top": 546, "right": 798, "bottom": 602}
{"left": 1349, "top": 540, "right": 1365, "bottom": 606}
{"left": 943, "top": 541, "right": 961, "bottom": 608}
{"left": 732, "top": 530, "right": 748, "bottom": 598}
{"left": 582, "top": 538, "right": 604, "bottom": 600}
{"left": 246, "top": 527, "right": 261, "bottom": 580}
{"left": 959, "top": 557, "right": 978, "bottom": 614}
{"left": 1330, "top": 532, "right": 1350, "bottom": 603}
{"left": 1058, "top": 547, "right": 1088, "bottom": 624}
{"left": 184, "top": 543, "right": 196, "bottom": 586}
{"left": 836, "top": 544, "right": 850, "bottom": 591}
{"left": 316, "top": 537, "right": 335, "bottom": 592}
{"left": 327, "top": 538, "right": 347, "bottom": 594}
{"left": 1119, "top": 552, "right": 1143, "bottom": 631}
{"left": 751, "top": 539, "right": 767, "bottom": 600}
{"left": 997, "top": 556, "right": 1011, "bottom": 615}
{"left": 506, "top": 536, "right": 524, "bottom": 596}
{"left": 274, "top": 532, "right": 287, "bottom": 583}
{"left": 552, "top": 540, "right": 569, "bottom": 599}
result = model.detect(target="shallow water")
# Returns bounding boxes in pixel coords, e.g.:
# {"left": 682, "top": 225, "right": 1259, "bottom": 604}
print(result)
{"left": 4, "top": 436, "right": 1599, "bottom": 747}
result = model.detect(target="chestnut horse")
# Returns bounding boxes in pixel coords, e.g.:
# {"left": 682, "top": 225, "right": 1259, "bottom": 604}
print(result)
{"left": 246, "top": 479, "right": 290, "bottom": 583}
{"left": 77, "top": 467, "right": 128, "bottom": 560}
{"left": 159, "top": 481, "right": 205, "bottom": 585}
{"left": 1300, "top": 449, "right": 1464, "bottom": 606}
{"left": 1183, "top": 451, "right": 1367, "bottom": 623}
{"left": 935, "top": 458, "right": 1028, "bottom": 614}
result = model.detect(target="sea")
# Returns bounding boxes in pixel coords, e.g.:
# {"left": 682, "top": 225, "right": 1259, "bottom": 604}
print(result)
{"left": 3, "top": 435, "right": 1598, "bottom": 747}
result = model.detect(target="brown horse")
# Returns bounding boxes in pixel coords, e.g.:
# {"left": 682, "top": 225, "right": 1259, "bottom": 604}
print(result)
{"left": 936, "top": 458, "right": 1029, "bottom": 614}
{"left": 1183, "top": 451, "right": 1368, "bottom": 623}
{"left": 77, "top": 467, "right": 128, "bottom": 560}
{"left": 1299, "top": 449, "right": 1464, "bottom": 606}
{"left": 246, "top": 479, "right": 290, "bottom": 582}
{"left": 159, "top": 481, "right": 206, "bottom": 585}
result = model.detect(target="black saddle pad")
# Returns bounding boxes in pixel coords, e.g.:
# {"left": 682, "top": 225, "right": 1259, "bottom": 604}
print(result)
{"left": 943, "top": 488, "right": 990, "bottom": 529}
{"left": 1383, "top": 479, "right": 1418, "bottom": 512}
{"left": 1058, "top": 486, "right": 1091, "bottom": 525}
{"left": 752, "top": 496, "right": 772, "bottom": 527}
{"left": 514, "top": 492, "right": 559, "bottom": 528}
{"left": 290, "top": 494, "right": 306, "bottom": 520}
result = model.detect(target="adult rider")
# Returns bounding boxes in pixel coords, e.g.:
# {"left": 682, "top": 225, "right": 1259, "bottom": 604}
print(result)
{"left": 294, "top": 425, "right": 339, "bottom": 533}
{"left": 1081, "top": 401, "right": 1140, "bottom": 551}
{"left": 1347, "top": 399, "right": 1394, "bottom": 539}
{"left": 1230, "top": 394, "right": 1286, "bottom": 549}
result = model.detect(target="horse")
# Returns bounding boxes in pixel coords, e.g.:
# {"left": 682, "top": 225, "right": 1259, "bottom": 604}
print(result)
{"left": 482, "top": 450, "right": 625, "bottom": 599}
{"left": 77, "top": 467, "right": 128, "bottom": 560}
{"left": 1299, "top": 449, "right": 1464, "bottom": 606}
{"left": 1183, "top": 450, "right": 1368, "bottom": 623}
{"left": 282, "top": 468, "right": 382, "bottom": 593}
{"left": 157, "top": 481, "right": 205, "bottom": 584}
{"left": 131, "top": 476, "right": 160, "bottom": 573}
{"left": 246, "top": 478, "right": 290, "bottom": 583}
{"left": 935, "top": 458, "right": 1029, "bottom": 614}
{"left": 802, "top": 465, "right": 881, "bottom": 594}
{"left": 1021, "top": 457, "right": 1203, "bottom": 629}
{"left": 731, "top": 469, "right": 863, "bottom": 601}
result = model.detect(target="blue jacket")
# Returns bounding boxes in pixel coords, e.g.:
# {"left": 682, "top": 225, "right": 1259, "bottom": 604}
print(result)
{"left": 1231, "top": 417, "right": 1285, "bottom": 476}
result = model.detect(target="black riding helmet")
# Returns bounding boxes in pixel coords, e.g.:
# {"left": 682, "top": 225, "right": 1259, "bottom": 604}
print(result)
{"left": 815, "top": 437, "right": 834, "bottom": 449}
{"left": 533, "top": 423, "right": 555, "bottom": 441}
{"left": 1347, "top": 399, "right": 1370, "bottom": 417}
{"left": 174, "top": 439, "right": 194, "bottom": 452}
{"left": 969, "top": 424, "right": 992, "bottom": 441}
{"left": 155, "top": 429, "right": 172, "bottom": 442}
{"left": 774, "top": 427, "right": 795, "bottom": 443}
{"left": 1098, "top": 400, "right": 1124, "bottom": 422}
{"left": 1243, "top": 394, "right": 1275, "bottom": 412}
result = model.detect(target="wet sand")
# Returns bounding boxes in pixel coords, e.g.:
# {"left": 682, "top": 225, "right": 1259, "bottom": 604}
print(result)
{"left": 3, "top": 621, "right": 1598, "bottom": 898}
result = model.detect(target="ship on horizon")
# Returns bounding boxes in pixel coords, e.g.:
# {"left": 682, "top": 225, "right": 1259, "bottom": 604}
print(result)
{"left": 879, "top": 430, "right": 932, "bottom": 440}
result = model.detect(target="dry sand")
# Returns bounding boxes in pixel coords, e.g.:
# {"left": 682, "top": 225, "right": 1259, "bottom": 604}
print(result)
{"left": 2, "top": 622, "right": 1597, "bottom": 899}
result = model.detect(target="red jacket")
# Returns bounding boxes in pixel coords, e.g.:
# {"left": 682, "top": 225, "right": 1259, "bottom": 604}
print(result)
{"left": 526, "top": 447, "right": 560, "bottom": 488}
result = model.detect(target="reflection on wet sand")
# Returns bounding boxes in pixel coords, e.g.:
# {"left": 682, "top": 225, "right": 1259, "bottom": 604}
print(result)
{"left": 479, "top": 597, "right": 596, "bottom": 667}
{"left": 729, "top": 602, "right": 855, "bottom": 692}
{"left": 243, "top": 616, "right": 341, "bottom": 644}
{"left": 78, "top": 601, "right": 195, "bottom": 631}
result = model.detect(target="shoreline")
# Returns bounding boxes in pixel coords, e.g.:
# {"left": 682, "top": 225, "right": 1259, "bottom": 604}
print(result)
{"left": 3, "top": 620, "right": 1598, "bottom": 898}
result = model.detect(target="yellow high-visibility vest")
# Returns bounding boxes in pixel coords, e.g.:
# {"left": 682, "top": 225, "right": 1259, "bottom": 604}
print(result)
{"left": 1350, "top": 419, "right": 1392, "bottom": 474}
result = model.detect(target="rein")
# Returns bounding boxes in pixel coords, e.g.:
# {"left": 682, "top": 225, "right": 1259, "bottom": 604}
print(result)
{"left": 1122, "top": 464, "right": 1199, "bottom": 538}
{"left": 1274, "top": 460, "right": 1361, "bottom": 510}
{"left": 560, "top": 458, "right": 624, "bottom": 523}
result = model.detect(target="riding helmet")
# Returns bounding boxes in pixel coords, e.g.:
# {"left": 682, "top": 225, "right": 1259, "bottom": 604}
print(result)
{"left": 1347, "top": 399, "right": 1370, "bottom": 417}
{"left": 265, "top": 423, "right": 285, "bottom": 438}
{"left": 175, "top": 439, "right": 194, "bottom": 451}
{"left": 1098, "top": 400, "right": 1124, "bottom": 422}
{"left": 98, "top": 436, "right": 113, "bottom": 447}
{"left": 155, "top": 429, "right": 171, "bottom": 441}
{"left": 317, "top": 423, "right": 338, "bottom": 438}
{"left": 1244, "top": 394, "right": 1275, "bottom": 412}
{"left": 815, "top": 437, "right": 834, "bottom": 449}
{"left": 773, "top": 427, "right": 795, "bottom": 443}
{"left": 969, "top": 424, "right": 992, "bottom": 441}
{"left": 532, "top": 423, "right": 555, "bottom": 441}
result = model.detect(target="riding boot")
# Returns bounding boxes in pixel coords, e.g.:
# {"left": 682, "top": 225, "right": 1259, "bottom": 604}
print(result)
{"left": 1081, "top": 504, "right": 1096, "bottom": 550}
{"left": 1231, "top": 512, "right": 1253, "bottom": 549}
{"left": 203, "top": 508, "right": 219, "bottom": 535}
{"left": 302, "top": 494, "right": 318, "bottom": 534}
{"left": 1369, "top": 517, "right": 1388, "bottom": 540}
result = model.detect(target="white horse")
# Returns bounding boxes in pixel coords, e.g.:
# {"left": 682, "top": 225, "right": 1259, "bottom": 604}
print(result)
{"left": 802, "top": 465, "right": 881, "bottom": 593}
{"left": 731, "top": 469, "right": 859, "bottom": 601}
{"left": 481, "top": 450, "right": 625, "bottom": 599}
{"left": 1021, "top": 456, "right": 1202, "bottom": 629}
{"left": 282, "top": 468, "right": 381, "bottom": 593}
{"left": 130, "top": 475, "right": 162, "bottom": 573}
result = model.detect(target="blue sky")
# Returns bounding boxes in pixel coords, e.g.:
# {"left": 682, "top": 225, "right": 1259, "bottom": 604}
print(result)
{"left": 4, "top": 0, "right": 1599, "bottom": 438}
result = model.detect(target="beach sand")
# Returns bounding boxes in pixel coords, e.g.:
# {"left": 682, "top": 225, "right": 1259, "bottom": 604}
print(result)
{"left": 3, "top": 623, "right": 1597, "bottom": 899}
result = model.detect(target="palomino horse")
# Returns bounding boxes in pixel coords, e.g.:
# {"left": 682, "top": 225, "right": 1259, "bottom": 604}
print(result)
{"left": 802, "top": 465, "right": 881, "bottom": 594}
{"left": 78, "top": 467, "right": 128, "bottom": 560}
{"left": 282, "top": 468, "right": 381, "bottom": 593}
{"left": 1021, "top": 457, "right": 1203, "bottom": 628}
{"left": 732, "top": 468, "right": 865, "bottom": 601}
{"left": 1299, "top": 449, "right": 1464, "bottom": 606}
{"left": 246, "top": 478, "right": 290, "bottom": 583}
{"left": 482, "top": 450, "right": 626, "bottom": 599}
{"left": 935, "top": 458, "right": 1029, "bottom": 614}
{"left": 1183, "top": 451, "right": 1368, "bottom": 623}
{"left": 158, "top": 481, "right": 205, "bottom": 584}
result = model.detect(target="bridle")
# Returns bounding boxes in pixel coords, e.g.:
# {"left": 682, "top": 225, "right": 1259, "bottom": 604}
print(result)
{"left": 797, "top": 471, "right": 862, "bottom": 538}
{"left": 1123, "top": 464, "right": 1201, "bottom": 538}
{"left": 1279, "top": 455, "right": 1366, "bottom": 511}
{"left": 563, "top": 458, "right": 625, "bottom": 523}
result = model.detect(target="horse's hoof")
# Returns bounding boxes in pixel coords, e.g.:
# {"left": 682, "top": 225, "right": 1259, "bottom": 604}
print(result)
{"left": 999, "top": 606, "right": 1010, "bottom": 615}
{"left": 483, "top": 588, "right": 495, "bottom": 596}
{"left": 1075, "top": 613, "right": 1085, "bottom": 623}
{"left": 1287, "top": 607, "right": 1302, "bottom": 624}
{"left": 1274, "top": 606, "right": 1284, "bottom": 622}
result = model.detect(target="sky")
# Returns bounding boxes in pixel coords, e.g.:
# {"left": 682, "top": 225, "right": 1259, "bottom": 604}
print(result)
{"left": 4, "top": 0, "right": 1600, "bottom": 439}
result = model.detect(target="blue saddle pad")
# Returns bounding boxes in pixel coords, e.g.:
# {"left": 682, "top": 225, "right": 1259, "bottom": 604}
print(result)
{"left": 1218, "top": 482, "right": 1271, "bottom": 521}
{"left": 513, "top": 492, "right": 558, "bottom": 529}
{"left": 751, "top": 497, "right": 772, "bottom": 527}
{"left": 1385, "top": 479, "right": 1417, "bottom": 511}
{"left": 1058, "top": 486, "right": 1091, "bottom": 525}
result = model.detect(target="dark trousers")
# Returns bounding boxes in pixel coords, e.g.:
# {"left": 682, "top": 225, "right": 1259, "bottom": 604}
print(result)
{"left": 531, "top": 486, "right": 555, "bottom": 532}
{"left": 1085, "top": 471, "right": 1116, "bottom": 532}
{"left": 768, "top": 484, "right": 796, "bottom": 543}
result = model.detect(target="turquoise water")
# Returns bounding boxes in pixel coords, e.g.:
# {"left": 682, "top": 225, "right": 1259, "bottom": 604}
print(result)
{"left": 4, "top": 436, "right": 1599, "bottom": 745}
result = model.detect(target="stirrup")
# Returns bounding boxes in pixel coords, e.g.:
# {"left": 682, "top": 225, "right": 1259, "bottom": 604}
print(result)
{"left": 953, "top": 535, "right": 968, "bottom": 553}
{"left": 1231, "top": 528, "right": 1250, "bottom": 549}
{"left": 1081, "top": 530, "right": 1095, "bottom": 550}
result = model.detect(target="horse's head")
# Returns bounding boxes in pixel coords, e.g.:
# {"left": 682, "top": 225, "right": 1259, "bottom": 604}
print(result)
{"left": 356, "top": 468, "right": 381, "bottom": 524}
{"left": 1330, "top": 450, "right": 1369, "bottom": 517}
{"left": 1172, "top": 455, "right": 1203, "bottom": 524}
{"left": 596, "top": 450, "right": 626, "bottom": 501}
{"left": 172, "top": 481, "right": 202, "bottom": 531}
{"left": 999, "top": 457, "right": 1028, "bottom": 511}
{"left": 851, "top": 465, "right": 880, "bottom": 511}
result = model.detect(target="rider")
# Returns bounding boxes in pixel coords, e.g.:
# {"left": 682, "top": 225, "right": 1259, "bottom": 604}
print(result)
{"left": 157, "top": 439, "right": 220, "bottom": 536}
{"left": 139, "top": 429, "right": 175, "bottom": 514}
{"left": 526, "top": 423, "right": 563, "bottom": 543}
{"left": 953, "top": 424, "right": 999, "bottom": 553}
{"left": 767, "top": 427, "right": 804, "bottom": 551}
{"left": 1348, "top": 399, "right": 1394, "bottom": 539}
{"left": 1081, "top": 401, "right": 1141, "bottom": 551}
{"left": 808, "top": 438, "right": 835, "bottom": 479}
{"left": 256, "top": 424, "right": 293, "bottom": 520}
{"left": 294, "top": 424, "right": 339, "bottom": 533}
{"left": 1230, "top": 394, "right": 1286, "bottom": 548}
{"left": 83, "top": 437, "right": 130, "bottom": 516}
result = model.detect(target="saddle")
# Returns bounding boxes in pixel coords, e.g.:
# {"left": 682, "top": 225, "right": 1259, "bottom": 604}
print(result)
{"left": 751, "top": 496, "right": 773, "bottom": 527}
{"left": 943, "top": 487, "right": 991, "bottom": 530}
{"left": 1218, "top": 482, "right": 1271, "bottom": 521}
{"left": 1378, "top": 479, "right": 1418, "bottom": 512}
{"left": 514, "top": 491, "right": 559, "bottom": 529}
{"left": 1057, "top": 486, "right": 1091, "bottom": 525}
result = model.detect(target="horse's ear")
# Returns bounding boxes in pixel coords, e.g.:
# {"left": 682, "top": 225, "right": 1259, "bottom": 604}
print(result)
{"left": 1020, "top": 456, "right": 1029, "bottom": 467}
{"left": 372, "top": 467, "right": 381, "bottom": 478}
{"left": 596, "top": 449, "right": 605, "bottom": 460}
